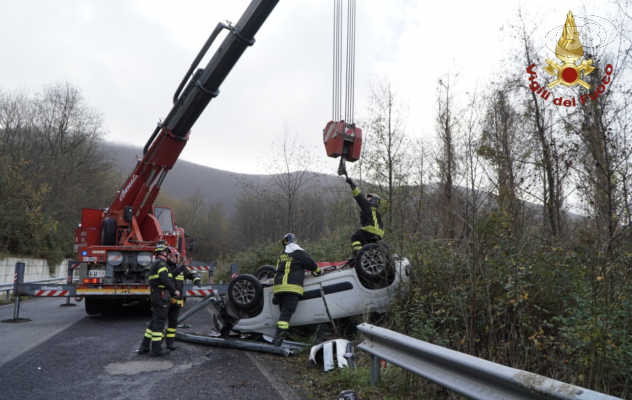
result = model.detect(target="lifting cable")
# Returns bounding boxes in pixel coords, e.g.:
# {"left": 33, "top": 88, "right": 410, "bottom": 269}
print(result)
{"left": 344, "top": 0, "right": 356, "bottom": 126}
{"left": 332, "top": 0, "right": 356, "bottom": 127}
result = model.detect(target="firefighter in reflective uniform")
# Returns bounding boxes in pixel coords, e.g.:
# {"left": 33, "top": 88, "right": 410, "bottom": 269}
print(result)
{"left": 138, "top": 244, "right": 179, "bottom": 357}
{"left": 272, "top": 233, "right": 321, "bottom": 347}
{"left": 345, "top": 177, "right": 383, "bottom": 256}
{"left": 164, "top": 247, "right": 202, "bottom": 350}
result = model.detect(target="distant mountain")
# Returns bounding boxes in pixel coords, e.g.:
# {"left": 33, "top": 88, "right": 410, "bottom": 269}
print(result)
{"left": 105, "top": 143, "right": 341, "bottom": 214}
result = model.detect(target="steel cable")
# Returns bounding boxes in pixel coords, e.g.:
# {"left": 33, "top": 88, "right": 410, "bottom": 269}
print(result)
{"left": 332, "top": 0, "right": 356, "bottom": 125}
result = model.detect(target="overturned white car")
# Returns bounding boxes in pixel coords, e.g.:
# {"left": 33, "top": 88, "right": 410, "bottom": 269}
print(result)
{"left": 212, "top": 243, "right": 410, "bottom": 337}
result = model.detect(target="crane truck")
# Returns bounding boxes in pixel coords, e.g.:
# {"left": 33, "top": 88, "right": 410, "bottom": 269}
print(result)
{"left": 73, "top": 0, "right": 279, "bottom": 315}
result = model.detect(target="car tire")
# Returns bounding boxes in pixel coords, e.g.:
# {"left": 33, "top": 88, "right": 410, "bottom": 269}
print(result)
{"left": 355, "top": 243, "right": 394, "bottom": 281}
{"left": 254, "top": 265, "right": 276, "bottom": 281}
{"left": 228, "top": 274, "right": 263, "bottom": 310}
{"left": 100, "top": 218, "right": 117, "bottom": 246}
{"left": 85, "top": 297, "right": 99, "bottom": 315}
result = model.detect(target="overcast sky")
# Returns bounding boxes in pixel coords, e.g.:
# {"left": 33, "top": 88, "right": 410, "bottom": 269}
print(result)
{"left": 0, "top": 0, "right": 615, "bottom": 175}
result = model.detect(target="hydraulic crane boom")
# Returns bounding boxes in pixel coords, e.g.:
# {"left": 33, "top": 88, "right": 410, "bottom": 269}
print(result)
{"left": 110, "top": 0, "right": 279, "bottom": 224}
{"left": 73, "top": 0, "right": 278, "bottom": 316}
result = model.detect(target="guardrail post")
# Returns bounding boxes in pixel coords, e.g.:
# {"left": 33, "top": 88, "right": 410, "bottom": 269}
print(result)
{"left": 230, "top": 263, "right": 238, "bottom": 280}
{"left": 370, "top": 355, "right": 380, "bottom": 386}
{"left": 209, "top": 262, "right": 215, "bottom": 284}
{"left": 1, "top": 262, "right": 31, "bottom": 323}
{"left": 60, "top": 260, "right": 79, "bottom": 307}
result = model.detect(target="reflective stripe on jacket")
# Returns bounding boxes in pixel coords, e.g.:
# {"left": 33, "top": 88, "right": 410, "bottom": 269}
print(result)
{"left": 171, "top": 265, "right": 201, "bottom": 303}
{"left": 148, "top": 259, "right": 177, "bottom": 293}
{"left": 273, "top": 249, "right": 319, "bottom": 296}
{"left": 351, "top": 186, "right": 384, "bottom": 237}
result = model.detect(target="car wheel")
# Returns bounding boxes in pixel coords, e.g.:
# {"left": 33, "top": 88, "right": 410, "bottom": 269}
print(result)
{"left": 254, "top": 265, "right": 276, "bottom": 281}
{"left": 228, "top": 274, "right": 263, "bottom": 310}
{"left": 355, "top": 243, "right": 394, "bottom": 280}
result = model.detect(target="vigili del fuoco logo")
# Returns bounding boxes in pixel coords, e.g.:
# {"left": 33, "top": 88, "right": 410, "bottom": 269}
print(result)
{"left": 526, "top": 11, "right": 613, "bottom": 107}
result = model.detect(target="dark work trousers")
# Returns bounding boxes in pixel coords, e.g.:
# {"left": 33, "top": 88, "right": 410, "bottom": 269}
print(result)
{"left": 350, "top": 229, "right": 381, "bottom": 254}
{"left": 166, "top": 304, "right": 181, "bottom": 345}
{"left": 148, "top": 289, "right": 170, "bottom": 347}
{"left": 276, "top": 293, "right": 300, "bottom": 329}
{"left": 149, "top": 304, "right": 169, "bottom": 345}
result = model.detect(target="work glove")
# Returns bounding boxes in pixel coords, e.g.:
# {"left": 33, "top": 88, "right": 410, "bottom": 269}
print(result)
{"left": 346, "top": 177, "right": 354, "bottom": 186}
{"left": 312, "top": 268, "right": 323, "bottom": 277}
{"left": 194, "top": 278, "right": 202, "bottom": 288}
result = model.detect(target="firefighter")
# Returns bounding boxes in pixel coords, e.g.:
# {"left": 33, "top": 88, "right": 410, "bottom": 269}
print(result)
{"left": 137, "top": 244, "right": 180, "bottom": 357}
{"left": 272, "top": 233, "right": 321, "bottom": 347}
{"left": 164, "top": 247, "right": 202, "bottom": 350}
{"left": 345, "top": 177, "right": 383, "bottom": 257}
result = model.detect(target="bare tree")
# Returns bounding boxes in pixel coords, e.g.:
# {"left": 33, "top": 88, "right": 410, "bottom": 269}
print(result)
{"left": 239, "top": 124, "right": 320, "bottom": 241}
{"left": 478, "top": 86, "right": 526, "bottom": 225}
{"left": 0, "top": 82, "right": 113, "bottom": 262}
{"left": 359, "top": 77, "right": 412, "bottom": 230}
{"left": 433, "top": 74, "right": 461, "bottom": 239}
{"left": 515, "top": 13, "right": 563, "bottom": 237}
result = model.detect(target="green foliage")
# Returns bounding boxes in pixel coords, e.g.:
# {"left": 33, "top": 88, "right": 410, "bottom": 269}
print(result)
{"left": 0, "top": 83, "right": 113, "bottom": 266}
{"left": 387, "top": 225, "right": 632, "bottom": 398}
{"left": 215, "top": 228, "right": 353, "bottom": 280}
{"left": 0, "top": 160, "right": 64, "bottom": 265}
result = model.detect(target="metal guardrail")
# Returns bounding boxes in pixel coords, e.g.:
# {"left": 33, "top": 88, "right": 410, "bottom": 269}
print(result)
{"left": 356, "top": 324, "right": 622, "bottom": 400}
{"left": 0, "top": 277, "right": 72, "bottom": 291}
{"left": 1, "top": 278, "right": 80, "bottom": 300}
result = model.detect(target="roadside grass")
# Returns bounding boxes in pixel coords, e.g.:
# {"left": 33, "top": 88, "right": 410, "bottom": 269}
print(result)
{"left": 287, "top": 345, "right": 467, "bottom": 400}
{"left": 0, "top": 295, "right": 30, "bottom": 307}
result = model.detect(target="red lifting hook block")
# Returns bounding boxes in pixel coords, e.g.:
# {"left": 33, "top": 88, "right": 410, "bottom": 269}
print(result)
{"left": 323, "top": 120, "right": 362, "bottom": 162}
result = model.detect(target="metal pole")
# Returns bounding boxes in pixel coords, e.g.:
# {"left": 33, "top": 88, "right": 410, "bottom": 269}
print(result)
{"left": 230, "top": 263, "right": 238, "bottom": 280}
{"left": 177, "top": 294, "right": 215, "bottom": 324}
{"left": 209, "top": 262, "right": 215, "bottom": 284}
{"left": 5, "top": 290, "right": 9, "bottom": 301}
{"left": 13, "top": 262, "right": 25, "bottom": 319}
{"left": 370, "top": 355, "right": 381, "bottom": 386}
{"left": 60, "top": 260, "right": 78, "bottom": 307}
{"left": 2, "top": 262, "right": 30, "bottom": 323}
{"left": 13, "top": 296, "right": 21, "bottom": 319}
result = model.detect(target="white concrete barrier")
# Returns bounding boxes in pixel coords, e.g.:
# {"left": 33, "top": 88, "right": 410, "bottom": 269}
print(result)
{"left": 0, "top": 257, "right": 69, "bottom": 286}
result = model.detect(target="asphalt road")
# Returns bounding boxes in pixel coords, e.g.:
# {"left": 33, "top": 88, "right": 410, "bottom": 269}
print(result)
{"left": 0, "top": 298, "right": 309, "bottom": 400}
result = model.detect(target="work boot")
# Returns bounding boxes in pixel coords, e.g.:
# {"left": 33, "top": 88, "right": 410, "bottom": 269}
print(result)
{"left": 273, "top": 327, "right": 288, "bottom": 347}
{"left": 150, "top": 341, "right": 170, "bottom": 357}
{"left": 166, "top": 339, "right": 177, "bottom": 351}
{"left": 137, "top": 336, "right": 151, "bottom": 354}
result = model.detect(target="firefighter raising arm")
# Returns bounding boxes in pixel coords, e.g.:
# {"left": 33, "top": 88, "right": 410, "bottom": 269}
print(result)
{"left": 345, "top": 177, "right": 384, "bottom": 257}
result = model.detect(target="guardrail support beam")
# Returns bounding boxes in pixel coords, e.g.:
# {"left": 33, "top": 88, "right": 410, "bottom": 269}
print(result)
{"left": 60, "top": 260, "right": 79, "bottom": 307}
{"left": 1, "top": 262, "right": 31, "bottom": 323}
{"left": 370, "top": 355, "right": 381, "bottom": 386}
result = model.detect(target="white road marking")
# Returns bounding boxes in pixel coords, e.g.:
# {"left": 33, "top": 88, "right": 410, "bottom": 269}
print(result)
{"left": 246, "top": 352, "right": 301, "bottom": 400}
{"left": 201, "top": 299, "right": 301, "bottom": 400}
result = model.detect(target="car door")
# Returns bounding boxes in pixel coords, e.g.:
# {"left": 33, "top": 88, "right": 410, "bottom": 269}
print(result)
{"left": 321, "top": 270, "right": 375, "bottom": 320}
